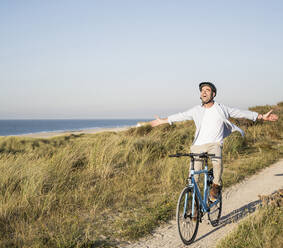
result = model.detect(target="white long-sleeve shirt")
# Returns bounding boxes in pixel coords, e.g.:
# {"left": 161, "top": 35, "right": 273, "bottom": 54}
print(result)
{"left": 168, "top": 102, "right": 258, "bottom": 145}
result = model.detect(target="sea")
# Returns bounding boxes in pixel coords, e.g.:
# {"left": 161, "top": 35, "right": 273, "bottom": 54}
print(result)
{"left": 0, "top": 119, "right": 150, "bottom": 136}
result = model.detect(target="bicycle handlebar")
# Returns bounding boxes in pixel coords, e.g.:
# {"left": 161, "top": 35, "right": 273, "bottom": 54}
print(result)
{"left": 169, "top": 152, "right": 215, "bottom": 158}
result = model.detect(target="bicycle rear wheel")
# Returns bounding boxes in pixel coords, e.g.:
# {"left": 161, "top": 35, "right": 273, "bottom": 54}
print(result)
{"left": 176, "top": 187, "right": 199, "bottom": 245}
{"left": 208, "top": 190, "right": 222, "bottom": 227}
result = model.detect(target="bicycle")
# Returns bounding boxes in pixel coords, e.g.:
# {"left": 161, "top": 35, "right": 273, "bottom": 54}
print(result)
{"left": 169, "top": 152, "right": 222, "bottom": 245}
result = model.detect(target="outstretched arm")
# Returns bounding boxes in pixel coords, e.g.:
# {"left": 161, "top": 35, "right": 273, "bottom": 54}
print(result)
{"left": 149, "top": 106, "right": 197, "bottom": 127}
{"left": 225, "top": 105, "right": 278, "bottom": 122}
{"left": 257, "top": 110, "right": 278, "bottom": 122}
{"left": 149, "top": 116, "right": 169, "bottom": 127}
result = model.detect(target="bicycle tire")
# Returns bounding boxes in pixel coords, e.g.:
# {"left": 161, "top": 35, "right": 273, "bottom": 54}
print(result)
{"left": 176, "top": 186, "right": 199, "bottom": 245}
{"left": 208, "top": 190, "right": 222, "bottom": 227}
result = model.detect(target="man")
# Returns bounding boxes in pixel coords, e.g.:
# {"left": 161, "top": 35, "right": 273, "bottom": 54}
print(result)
{"left": 150, "top": 82, "right": 278, "bottom": 201}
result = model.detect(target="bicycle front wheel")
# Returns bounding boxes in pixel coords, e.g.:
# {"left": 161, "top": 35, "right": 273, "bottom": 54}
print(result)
{"left": 176, "top": 186, "right": 199, "bottom": 245}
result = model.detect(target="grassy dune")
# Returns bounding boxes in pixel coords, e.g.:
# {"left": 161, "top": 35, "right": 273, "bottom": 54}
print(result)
{"left": 0, "top": 102, "right": 282, "bottom": 247}
{"left": 217, "top": 189, "right": 283, "bottom": 248}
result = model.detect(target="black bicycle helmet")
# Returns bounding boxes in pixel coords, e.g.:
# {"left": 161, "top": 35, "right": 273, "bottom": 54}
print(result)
{"left": 199, "top": 82, "right": 217, "bottom": 96}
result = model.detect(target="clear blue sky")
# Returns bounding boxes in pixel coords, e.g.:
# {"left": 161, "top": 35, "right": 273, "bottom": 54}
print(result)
{"left": 1, "top": 0, "right": 282, "bottom": 119}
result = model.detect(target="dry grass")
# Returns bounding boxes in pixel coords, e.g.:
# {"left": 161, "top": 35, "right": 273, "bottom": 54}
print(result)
{"left": 0, "top": 102, "right": 282, "bottom": 247}
{"left": 217, "top": 189, "right": 283, "bottom": 248}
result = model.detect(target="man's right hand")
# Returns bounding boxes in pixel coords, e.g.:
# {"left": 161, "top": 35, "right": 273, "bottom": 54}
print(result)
{"left": 150, "top": 116, "right": 169, "bottom": 127}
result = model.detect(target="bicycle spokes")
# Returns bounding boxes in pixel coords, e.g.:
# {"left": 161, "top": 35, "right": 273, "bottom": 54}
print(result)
{"left": 176, "top": 187, "right": 199, "bottom": 245}
{"left": 208, "top": 192, "right": 222, "bottom": 227}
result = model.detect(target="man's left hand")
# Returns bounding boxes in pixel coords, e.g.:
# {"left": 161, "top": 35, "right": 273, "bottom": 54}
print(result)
{"left": 258, "top": 110, "right": 279, "bottom": 121}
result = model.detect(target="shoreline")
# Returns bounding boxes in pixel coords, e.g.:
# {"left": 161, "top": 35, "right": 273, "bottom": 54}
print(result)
{"left": 3, "top": 126, "right": 133, "bottom": 139}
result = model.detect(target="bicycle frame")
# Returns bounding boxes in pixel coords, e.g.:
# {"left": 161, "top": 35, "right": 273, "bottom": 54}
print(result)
{"left": 186, "top": 161, "right": 220, "bottom": 218}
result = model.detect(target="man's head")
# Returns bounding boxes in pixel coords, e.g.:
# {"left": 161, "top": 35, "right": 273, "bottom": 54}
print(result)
{"left": 199, "top": 82, "right": 217, "bottom": 105}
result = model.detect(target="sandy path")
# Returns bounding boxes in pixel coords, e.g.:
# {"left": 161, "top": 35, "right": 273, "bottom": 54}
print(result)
{"left": 122, "top": 159, "right": 283, "bottom": 248}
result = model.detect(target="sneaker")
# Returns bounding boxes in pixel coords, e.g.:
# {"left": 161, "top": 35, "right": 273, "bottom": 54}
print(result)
{"left": 209, "top": 183, "right": 221, "bottom": 201}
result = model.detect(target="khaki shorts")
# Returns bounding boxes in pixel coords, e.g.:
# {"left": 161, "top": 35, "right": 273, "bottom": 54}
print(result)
{"left": 190, "top": 142, "right": 223, "bottom": 185}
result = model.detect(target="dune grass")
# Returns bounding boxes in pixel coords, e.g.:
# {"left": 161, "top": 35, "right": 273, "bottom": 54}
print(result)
{"left": 217, "top": 189, "right": 283, "bottom": 248}
{"left": 0, "top": 102, "right": 282, "bottom": 247}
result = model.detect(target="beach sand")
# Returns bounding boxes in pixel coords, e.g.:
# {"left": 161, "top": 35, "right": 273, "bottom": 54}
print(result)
{"left": 15, "top": 126, "right": 131, "bottom": 139}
